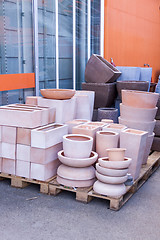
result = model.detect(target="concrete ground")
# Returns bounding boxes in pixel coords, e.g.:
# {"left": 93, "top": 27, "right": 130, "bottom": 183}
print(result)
{"left": 0, "top": 168, "right": 160, "bottom": 240}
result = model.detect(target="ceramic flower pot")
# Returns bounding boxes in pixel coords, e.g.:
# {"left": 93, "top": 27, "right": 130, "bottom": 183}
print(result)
{"left": 96, "top": 171, "right": 128, "bottom": 184}
{"left": 82, "top": 82, "right": 117, "bottom": 109}
{"left": 98, "top": 157, "right": 132, "bottom": 169}
{"left": 96, "top": 131, "right": 119, "bottom": 158}
{"left": 121, "top": 90, "right": 159, "bottom": 109}
{"left": 66, "top": 119, "right": 90, "bottom": 134}
{"left": 101, "top": 119, "right": 113, "bottom": 124}
{"left": 96, "top": 163, "right": 128, "bottom": 177}
{"left": 93, "top": 180, "right": 126, "bottom": 197}
{"left": 120, "top": 128, "right": 148, "bottom": 180}
{"left": 118, "top": 117, "right": 156, "bottom": 135}
{"left": 58, "top": 150, "right": 98, "bottom": 167}
{"left": 97, "top": 108, "right": 118, "bottom": 123}
{"left": 57, "top": 164, "right": 95, "bottom": 180}
{"left": 63, "top": 134, "right": 93, "bottom": 158}
{"left": 40, "top": 89, "right": 76, "bottom": 100}
{"left": 57, "top": 175, "right": 95, "bottom": 187}
{"left": 75, "top": 95, "right": 91, "bottom": 120}
{"left": 142, "top": 133, "right": 155, "bottom": 164}
{"left": 120, "top": 103, "right": 158, "bottom": 122}
{"left": 85, "top": 54, "right": 121, "bottom": 83}
{"left": 106, "top": 148, "right": 126, "bottom": 161}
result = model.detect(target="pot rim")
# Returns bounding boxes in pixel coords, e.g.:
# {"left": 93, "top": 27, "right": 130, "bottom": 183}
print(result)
{"left": 106, "top": 148, "right": 126, "bottom": 152}
{"left": 97, "top": 130, "right": 119, "bottom": 136}
{"left": 58, "top": 150, "right": 98, "bottom": 161}
{"left": 63, "top": 134, "right": 93, "bottom": 142}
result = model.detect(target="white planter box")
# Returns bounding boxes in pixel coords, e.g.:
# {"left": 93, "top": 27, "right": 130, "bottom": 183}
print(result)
{"left": 2, "top": 143, "right": 16, "bottom": 159}
{"left": 2, "top": 126, "right": 17, "bottom": 144}
{"left": 16, "top": 160, "right": 30, "bottom": 178}
{"left": 2, "top": 158, "right": 16, "bottom": 175}
{"left": 17, "top": 144, "right": 31, "bottom": 162}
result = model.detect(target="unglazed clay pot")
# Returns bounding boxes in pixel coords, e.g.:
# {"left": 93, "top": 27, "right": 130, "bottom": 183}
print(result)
{"left": 63, "top": 134, "right": 93, "bottom": 158}
{"left": 101, "top": 119, "right": 113, "bottom": 124}
{"left": 57, "top": 175, "right": 95, "bottom": 187}
{"left": 96, "top": 171, "right": 128, "bottom": 184}
{"left": 40, "top": 89, "right": 76, "bottom": 100}
{"left": 120, "top": 103, "right": 158, "bottom": 122}
{"left": 106, "top": 148, "right": 126, "bottom": 161}
{"left": 66, "top": 119, "right": 90, "bottom": 134}
{"left": 98, "top": 157, "right": 132, "bottom": 169}
{"left": 96, "top": 163, "right": 128, "bottom": 177}
{"left": 121, "top": 90, "right": 159, "bottom": 109}
{"left": 96, "top": 131, "right": 119, "bottom": 158}
{"left": 57, "top": 164, "right": 95, "bottom": 180}
{"left": 58, "top": 150, "right": 98, "bottom": 167}
{"left": 97, "top": 108, "right": 118, "bottom": 123}
{"left": 93, "top": 180, "right": 126, "bottom": 197}
{"left": 142, "top": 133, "right": 155, "bottom": 164}
{"left": 119, "top": 117, "right": 156, "bottom": 135}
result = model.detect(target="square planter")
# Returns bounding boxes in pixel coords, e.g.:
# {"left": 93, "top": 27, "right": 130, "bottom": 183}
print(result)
{"left": 66, "top": 119, "right": 90, "bottom": 134}
{"left": 2, "top": 126, "right": 17, "bottom": 144}
{"left": 17, "top": 144, "right": 31, "bottom": 162}
{"left": 16, "top": 160, "right": 30, "bottom": 178}
{"left": 116, "top": 66, "right": 140, "bottom": 81}
{"left": 17, "top": 127, "right": 32, "bottom": 146}
{"left": 2, "top": 158, "right": 16, "bottom": 175}
{"left": 25, "top": 96, "right": 41, "bottom": 105}
{"left": 2, "top": 143, "right": 16, "bottom": 159}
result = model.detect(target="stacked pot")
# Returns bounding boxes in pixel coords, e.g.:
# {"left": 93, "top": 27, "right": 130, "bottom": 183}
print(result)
{"left": 57, "top": 134, "right": 98, "bottom": 187}
{"left": 93, "top": 148, "right": 132, "bottom": 197}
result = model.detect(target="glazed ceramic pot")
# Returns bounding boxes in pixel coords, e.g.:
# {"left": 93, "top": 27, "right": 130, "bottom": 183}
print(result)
{"left": 57, "top": 164, "right": 95, "bottom": 180}
{"left": 120, "top": 103, "right": 157, "bottom": 122}
{"left": 96, "top": 131, "right": 119, "bottom": 158}
{"left": 121, "top": 90, "right": 159, "bottom": 109}
{"left": 120, "top": 128, "right": 148, "bottom": 180}
{"left": 101, "top": 119, "right": 113, "bottom": 124}
{"left": 85, "top": 54, "right": 121, "bottom": 83}
{"left": 116, "top": 80, "right": 149, "bottom": 100}
{"left": 40, "top": 89, "right": 76, "bottom": 100}
{"left": 96, "top": 163, "right": 128, "bottom": 177}
{"left": 63, "top": 134, "right": 93, "bottom": 158}
{"left": 142, "top": 133, "right": 155, "bottom": 164}
{"left": 96, "top": 171, "right": 128, "bottom": 184}
{"left": 58, "top": 150, "right": 98, "bottom": 167}
{"left": 57, "top": 175, "right": 95, "bottom": 187}
{"left": 98, "top": 157, "right": 132, "bottom": 169}
{"left": 97, "top": 108, "right": 118, "bottom": 123}
{"left": 75, "top": 95, "right": 91, "bottom": 120}
{"left": 119, "top": 117, "right": 156, "bottom": 135}
{"left": 93, "top": 180, "right": 126, "bottom": 197}
{"left": 82, "top": 82, "right": 117, "bottom": 109}
{"left": 106, "top": 148, "right": 126, "bottom": 161}
{"left": 66, "top": 119, "right": 90, "bottom": 134}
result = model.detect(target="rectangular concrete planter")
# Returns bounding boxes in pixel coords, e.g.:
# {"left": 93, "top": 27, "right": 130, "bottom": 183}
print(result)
{"left": 31, "top": 123, "right": 68, "bottom": 149}
{"left": 30, "top": 159, "right": 60, "bottom": 181}
{"left": 2, "top": 126, "right": 17, "bottom": 144}
{"left": 16, "top": 160, "right": 30, "bottom": 178}
{"left": 25, "top": 96, "right": 41, "bottom": 105}
{"left": 2, "top": 158, "right": 16, "bottom": 175}
{"left": 30, "top": 142, "right": 63, "bottom": 164}
{"left": 2, "top": 143, "right": 16, "bottom": 159}
{"left": 17, "top": 127, "right": 32, "bottom": 146}
{"left": 17, "top": 144, "right": 31, "bottom": 162}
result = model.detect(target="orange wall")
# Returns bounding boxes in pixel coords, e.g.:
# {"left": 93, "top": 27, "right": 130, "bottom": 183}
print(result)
{"left": 104, "top": 0, "right": 160, "bottom": 82}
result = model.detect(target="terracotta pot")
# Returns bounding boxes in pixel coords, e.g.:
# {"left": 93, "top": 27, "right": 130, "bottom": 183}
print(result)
{"left": 97, "top": 108, "right": 118, "bottom": 123}
{"left": 40, "top": 89, "right": 76, "bottom": 100}
{"left": 96, "top": 171, "right": 128, "bottom": 184}
{"left": 63, "top": 134, "right": 93, "bottom": 158}
{"left": 142, "top": 133, "right": 155, "bottom": 164}
{"left": 58, "top": 150, "right": 98, "bottom": 167}
{"left": 57, "top": 175, "right": 95, "bottom": 187}
{"left": 96, "top": 163, "right": 128, "bottom": 177}
{"left": 75, "top": 95, "right": 91, "bottom": 120}
{"left": 118, "top": 117, "right": 156, "bottom": 135}
{"left": 93, "top": 180, "right": 126, "bottom": 197}
{"left": 106, "top": 148, "right": 126, "bottom": 161}
{"left": 101, "top": 119, "right": 113, "bottom": 124}
{"left": 82, "top": 82, "right": 117, "bottom": 109}
{"left": 96, "top": 131, "right": 119, "bottom": 158}
{"left": 85, "top": 54, "right": 121, "bottom": 84}
{"left": 98, "top": 157, "right": 132, "bottom": 169}
{"left": 120, "top": 103, "right": 158, "bottom": 122}
{"left": 121, "top": 90, "right": 159, "bottom": 109}
{"left": 120, "top": 128, "right": 148, "bottom": 180}
{"left": 151, "top": 136, "right": 160, "bottom": 152}
{"left": 116, "top": 80, "right": 149, "bottom": 100}
{"left": 66, "top": 119, "right": 90, "bottom": 134}
{"left": 57, "top": 164, "right": 95, "bottom": 180}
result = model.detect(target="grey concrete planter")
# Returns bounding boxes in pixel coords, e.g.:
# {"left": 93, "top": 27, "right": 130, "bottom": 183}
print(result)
{"left": 97, "top": 108, "right": 118, "bottom": 123}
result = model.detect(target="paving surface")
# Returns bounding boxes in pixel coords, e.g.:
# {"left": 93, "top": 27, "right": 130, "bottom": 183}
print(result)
{"left": 0, "top": 168, "right": 160, "bottom": 240}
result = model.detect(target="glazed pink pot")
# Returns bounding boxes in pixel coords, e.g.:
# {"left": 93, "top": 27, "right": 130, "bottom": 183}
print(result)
{"left": 142, "top": 133, "right": 155, "bottom": 164}
{"left": 98, "top": 157, "right": 132, "bottom": 169}
{"left": 96, "top": 163, "right": 128, "bottom": 177}
{"left": 122, "top": 90, "right": 159, "bottom": 109}
{"left": 57, "top": 175, "right": 95, "bottom": 187}
{"left": 106, "top": 148, "right": 126, "bottom": 161}
{"left": 63, "top": 134, "right": 93, "bottom": 158}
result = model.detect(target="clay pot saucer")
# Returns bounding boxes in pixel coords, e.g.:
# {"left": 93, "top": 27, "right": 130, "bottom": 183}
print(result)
{"left": 58, "top": 150, "right": 98, "bottom": 167}
{"left": 57, "top": 175, "right": 95, "bottom": 188}
{"left": 98, "top": 157, "right": 132, "bottom": 169}
{"left": 96, "top": 171, "right": 128, "bottom": 184}
{"left": 40, "top": 89, "right": 76, "bottom": 100}
{"left": 106, "top": 148, "right": 126, "bottom": 161}
{"left": 96, "top": 163, "right": 128, "bottom": 177}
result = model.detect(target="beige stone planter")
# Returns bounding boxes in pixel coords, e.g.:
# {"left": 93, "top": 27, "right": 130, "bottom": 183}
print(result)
{"left": 98, "top": 157, "right": 132, "bottom": 169}
{"left": 96, "top": 163, "right": 128, "bottom": 177}
{"left": 142, "top": 133, "right": 155, "bottom": 164}
{"left": 106, "top": 148, "right": 126, "bottom": 161}
{"left": 96, "top": 171, "right": 128, "bottom": 184}
{"left": 66, "top": 119, "right": 90, "bottom": 134}
{"left": 57, "top": 175, "right": 95, "bottom": 188}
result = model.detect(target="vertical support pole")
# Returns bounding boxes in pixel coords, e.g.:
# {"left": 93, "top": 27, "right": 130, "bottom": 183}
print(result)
{"left": 87, "top": 0, "right": 91, "bottom": 60}
{"left": 100, "top": 0, "right": 104, "bottom": 57}
{"left": 73, "top": 0, "right": 76, "bottom": 90}
{"left": 55, "top": 0, "right": 59, "bottom": 89}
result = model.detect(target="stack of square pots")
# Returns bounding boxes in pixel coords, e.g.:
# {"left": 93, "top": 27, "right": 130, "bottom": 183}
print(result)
{"left": 152, "top": 95, "right": 160, "bottom": 151}
{"left": 57, "top": 134, "right": 98, "bottom": 187}
{"left": 119, "top": 90, "right": 159, "bottom": 180}
{"left": 93, "top": 148, "right": 132, "bottom": 197}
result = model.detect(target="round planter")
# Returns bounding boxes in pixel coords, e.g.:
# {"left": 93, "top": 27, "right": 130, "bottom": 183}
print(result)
{"left": 96, "top": 171, "right": 128, "bottom": 184}
{"left": 106, "top": 148, "right": 126, "bottom": 161}
{"left": 93, "top": 180, "right": 126, "bottom": 197}
{"left": 142, "top": 133, "right": 155, "bottom": 164}
{"left": 96, "top": 131, "right": 119, "bottom": 158}
{"left": 120, "top": 104, "right": 158, "bottom": 122}
{"left": 96, "top": 163, "right": 128, "bottom": 177}
{"left": 58, "top": 150, "right": 98, "bottom": 167}
{"left": 57, "top": 164, "right": 95, "bottom": 181}
{"left": 57, "top": 175, "right": 95, "bottom": 188}
{"left": 40, "top": 89, "right": 76, "bottom": 100}
{"left": 116, "top": 80, "right": 149, "bottom": 100}
{"left": 97, "top": 108, "right": 118, "bottom": 123}
{"left": 98, "top": 157, "right": 132, "bottom": 169}
{"left": 63, "top": 134, "right": 93, "bottom": 158}
{"left": 121, "top": 90, "right": 159, "bottom": 109}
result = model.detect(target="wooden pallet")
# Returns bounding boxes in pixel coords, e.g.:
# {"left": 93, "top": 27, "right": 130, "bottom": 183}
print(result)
{"left": 0, "top": 173, "right": 56, "bottom": 194}
{"left": 48, "top": 151, "right": 160, "bottom": 210}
